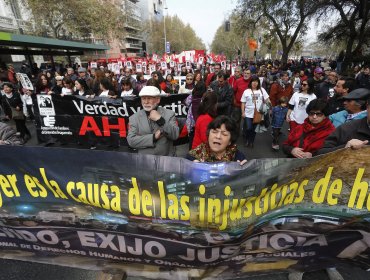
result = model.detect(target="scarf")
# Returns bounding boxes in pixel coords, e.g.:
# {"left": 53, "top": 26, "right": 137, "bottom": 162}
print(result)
{"left": 283, "top": 117, "right": 335, "bottom": 153}
{"left": 189, "top": 142, "right": 238, "bottom": 162}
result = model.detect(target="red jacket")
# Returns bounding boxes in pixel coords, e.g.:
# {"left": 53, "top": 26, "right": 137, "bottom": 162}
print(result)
{"left": 192, "top": 114, "right": 213, "bottom": 149}
{"left": 283, "top": 117, "right": 335, "bottom": 154}
{"left": 205, "top": 73, "right": 216, "bottom": 87}
{"left": 269, "top": 82, "right": 293, "bottom": 107}
{"left": 233, "top": 77, "right": 251, "bottom": 107}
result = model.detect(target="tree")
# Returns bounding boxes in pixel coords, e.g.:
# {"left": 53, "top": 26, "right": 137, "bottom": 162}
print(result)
{"left": 210, "top": 16, "right": 248, "bottom": 59}
{"left": 11, "top": 0, "right": 125, "bottom": 40}
{"left": 143, "top": 15, "right": 205, "bottom": 54}
{"left": 318, "top": 0, "right": 370, "bottom": 74}
{"left": 235, "top": 0, "right": 324, "bottom": 64}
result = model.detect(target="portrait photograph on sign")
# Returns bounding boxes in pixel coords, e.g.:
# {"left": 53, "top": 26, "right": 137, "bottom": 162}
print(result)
{"left": 185, "top": 61, "right": 191, "bottom": 70}
{"left": 161, "top": 61, "right": 167, "bottom": 70}
{"left": 149, "top": 65, "right": 156, "bottom": 74}
{"left": 126, "top": 61, "right": 132, "bottom": 69}
{"left": 136, "top": 63, "right": 142, "bottom": 72}
{"left": 169, "top": 61, "right": 175, "bottom": 68}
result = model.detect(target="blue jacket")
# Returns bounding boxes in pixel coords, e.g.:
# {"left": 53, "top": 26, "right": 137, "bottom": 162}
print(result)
{"left": 271, "top": 106, "right": 288, "bottom": 128}
{"left": 329, "top": 110, "right": 367, "bottom": 128}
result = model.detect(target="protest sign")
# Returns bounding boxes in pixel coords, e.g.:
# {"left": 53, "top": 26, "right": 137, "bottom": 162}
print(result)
{"left": 0, "top": 146, "right": 369, "bottom": 277}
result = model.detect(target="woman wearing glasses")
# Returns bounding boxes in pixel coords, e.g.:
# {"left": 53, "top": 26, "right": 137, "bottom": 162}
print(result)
{"left": 286, "top": 79, "right": 316, "bottom": 132}
{"left": 178, "top": 73, "right": 195, "bottom": 94}
{"left": 282, "top": 99, "right": 335, "bottom": 158}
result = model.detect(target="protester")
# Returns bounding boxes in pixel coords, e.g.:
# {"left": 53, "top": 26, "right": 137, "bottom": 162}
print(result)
{"left": 34, "top": 74, "right": 52, "bottom": 94}
{"left": 187, "top": 115, "right": 246, "bottom": 165}
{"left": 135, "top": 72, "right": 147, "bottom": 93}
{"left": 178, "top": 73, "right": 194, "bottom": 94}
{"left": 269, "top": 71, "right": 294, "bottom": 107}
{"left": 127, "top": 86, "right": 179, "bottom": 156}
{"left": 318, "top": 94, "right": 370, "bottom": 155}
{"left": 329, "top": 88, "right": 370, "bottom": 127}
{"left": 315, "top": 70, "right": 338, "bottom": 100}
{"left": 356, "top": 65, "right": 370, "bottom": 90}
{"left": 164, "top": 73, "right": 179, "bottom": 94}
{"left": 228, "top": 66, "right": 242, "bottom": 88}
{"left": 191, "top": 90, "right": 218, "bottom": 149}
{"left": 241, "top": 76, "right": 270, "bottom": 148}
{"left": 210, "top": 72, "right": 233, "bottom": 116}
{"left": 120, "top": 78, "right": 138, "bottom": 97}
{"left": 327, "top": 77, "right": 357, "bottom": 115}
{"left": 185, "top": 82, "right": 207, "bottom": 148}
{"left": 282, "top": 99, "right": 335, "bottom": 158}
{"left": 232, "top": 69, "right": 252, "bottom": 129}
{"left": 61, "top": 78, "right": 74, "bottom": 96}
{"left": 271, "top": 96, "right": 289, "bottom": 150}
{"left": 74, "top": 79, "right": 93, "bottom": 97}
{"left": 1, "top": 82, "right": 31, "bottom": 142}
{"left": 49, "top": 76, "right": 63, "bottom": 95}
{"left": 286, "top": 78, "right": 317, "bottom": 131}
{"left": 98, "top": 78, "right": 116, "bottom": 98}
{"left": 205, "top": 63, "right": 221, "bottom": 87}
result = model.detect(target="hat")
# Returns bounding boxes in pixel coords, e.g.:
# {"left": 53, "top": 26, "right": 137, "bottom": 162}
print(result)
{"left": 78, "top": 67, "right": 87, "bottom": 73}
{"left": 324, "top": 67, "right": 331, "bottom": 71}
{"left": 314, "top": 67, "right": 323, "bottom": 74}
{"left": 341, "top": 88, "right": 370, "bottom": 100}
{"left": 55, "top": 76, "right": 64, "bottom": 81}
{"left": 139, "top": 86, "right": 160, "bottom": 97}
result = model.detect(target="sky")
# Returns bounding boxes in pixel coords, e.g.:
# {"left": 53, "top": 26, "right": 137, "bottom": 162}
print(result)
{"left": 164, "top": 0, "right": 318, "bottom": 49}
{"left": 165, "top": 0, "right": 237, "bottom": 48}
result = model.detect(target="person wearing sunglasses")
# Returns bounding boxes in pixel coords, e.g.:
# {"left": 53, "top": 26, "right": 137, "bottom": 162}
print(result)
{"left": 286, "top": 79, "right": 317, "bottom": 132}
{"left": 178, "top": 73, "right": 195, "bottom": 94}
{"left": 282, "top": 99, "right": 335, "bottom": 158}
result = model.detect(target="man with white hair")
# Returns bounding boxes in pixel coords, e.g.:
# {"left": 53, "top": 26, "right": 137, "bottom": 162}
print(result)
{"left": 127, "top": 86, "right": 179, "bottom": 156}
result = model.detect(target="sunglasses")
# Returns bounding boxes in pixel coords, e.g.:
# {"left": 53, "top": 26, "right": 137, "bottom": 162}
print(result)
{"left": 302, "top": 83, "right": 308, "bottom": 86}
{"left": 308, "top": 111, "right": 324, "bottom": 117}
{"left": 186, "top": 78, "right": 193, "bottom": 81}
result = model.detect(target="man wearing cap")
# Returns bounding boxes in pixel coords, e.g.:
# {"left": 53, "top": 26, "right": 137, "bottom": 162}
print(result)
{"left": 78, "top": 67, "right": 93, "bottom": 89}
{"left": 318, "top": 89, "right": 370, "bottom": 155}
{"left": 311, "top": 67, "right": 325, "bottom": 92}
{"left": 329, "top": 88, "right": 369, "bottom": 127}
{"left": 127, "top": 86, "right": 179, "bottom": 156}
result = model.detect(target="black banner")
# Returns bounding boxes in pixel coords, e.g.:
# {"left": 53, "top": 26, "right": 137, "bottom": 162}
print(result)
{"left": 33, "top": 94, "right": 189, "bottom": 145}
{"left": 0, "top": 146, "right": 370, "bottom": 278}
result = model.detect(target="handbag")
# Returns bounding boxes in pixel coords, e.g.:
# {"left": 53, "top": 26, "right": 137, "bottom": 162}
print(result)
{"left": 252, "top": 90, "right": 262, "bottom": 124}
{"left": 6, "top": 98, "right": 24, "bottom": 120}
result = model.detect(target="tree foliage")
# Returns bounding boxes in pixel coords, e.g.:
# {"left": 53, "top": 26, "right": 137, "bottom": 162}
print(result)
{"left": 210, "top": 15, "right": 247, "bottom": 59}
{"left": 143, "top": 15, "right": 206, "bottom": 54}
{"left": 14, "top": 0, "right": 125, "bottom": 40}
{"left": 318, "top": 0, "right": 370, "bottom": 74}
{"left": 235, "top": 0, "right": 325, "bottom": 64}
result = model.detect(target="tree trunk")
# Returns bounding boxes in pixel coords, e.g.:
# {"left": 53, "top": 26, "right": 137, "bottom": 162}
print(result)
{"left": 341, "top": 36, "right": 356, "bottom": 75}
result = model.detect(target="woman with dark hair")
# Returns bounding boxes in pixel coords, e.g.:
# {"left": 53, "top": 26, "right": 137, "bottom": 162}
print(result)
{"left": 240, "top": 75, "right": 270, "bottom": 148}
{"left": 193, "top": 70, "right": 203, "bottom": 85}
{"left": 61, "top": 78, "right": 74, "bottom": 96}
{"left": 135, "top": 72, "right": 147, "bottom": 93}
{"left": 99, "top": 77, "right": 116, "bottom": 98}
{"left": 191, "top": 91, "right": 218, "bottom": 149}
{"left": 74, "top": 79, "right": 93, "bottom": 97}
{"left": 187, "top": 115, "right": 246, "bottom": 164}
{"left": 120, "top": 78, "right": 138, "bottom": 97}
{"left": 92, "top": 69, "right": 105, "bottom": 95}
{"left": 286, "top": 78, "right": 316, "bottom": 131}
{"left": 150, "top": 71, "right": 166, "bottom": 91}
{"left": 35, "top": 73, "right": 52, "bottom": 94}
{"left": 164, "top": 73, "right": 179, "bottom": 94}
{"left": 185, "top": 81, "right": 206, "bottom": 148}
{"left": 282, "top": 99, "right": 335, "bottom": 158}
{"left": 1, "top": 82, "right": 31, "bottom": 141}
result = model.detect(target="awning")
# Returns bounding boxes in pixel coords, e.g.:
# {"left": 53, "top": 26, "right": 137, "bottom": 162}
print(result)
{"left": 0, "top": 32, "right": 109, "bottom": 56}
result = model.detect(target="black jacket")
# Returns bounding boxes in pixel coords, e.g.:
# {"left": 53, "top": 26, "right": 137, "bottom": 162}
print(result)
{"left": 317, "top": 118, "right": 370, "bottom": 155}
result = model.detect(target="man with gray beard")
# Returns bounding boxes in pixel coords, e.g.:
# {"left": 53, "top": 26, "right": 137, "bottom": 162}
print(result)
{"left": 127, "top": 86, "right": 179, "bottom": 156}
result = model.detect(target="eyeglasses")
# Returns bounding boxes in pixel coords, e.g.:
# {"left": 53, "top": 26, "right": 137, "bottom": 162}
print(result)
{"left": 308, "top": 111, "right": 324, "bottom": 117}
{"left": 186, "top": 78, "right": 193, "bottom": 81}
{"left": 302, "top": 83, "right": 308, "bottom": 86}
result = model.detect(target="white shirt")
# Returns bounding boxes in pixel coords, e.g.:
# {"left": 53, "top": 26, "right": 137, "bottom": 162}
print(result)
{"left": 241, "top": 88, "right": 269, "bottom": 118}
{"left": 121, "top": 89, "right": 134, "bottom": 97}
{"left": 61, "top": 87, "right": 73, "bottom": 95}
{"left": 100, "top": 90, "right": 109, "bottom": 97}
{"left": 289, "top": 92, "right": 317, "bottom": 124}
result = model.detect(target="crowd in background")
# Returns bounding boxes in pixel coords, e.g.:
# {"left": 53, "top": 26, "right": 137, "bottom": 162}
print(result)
{"left": 0, "top": 57, "right": 369, "bottom": 160}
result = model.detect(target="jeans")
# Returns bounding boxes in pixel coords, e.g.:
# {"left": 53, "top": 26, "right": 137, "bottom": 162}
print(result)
{"left": 243, "top": 117, "right": 257, "bottom": 144}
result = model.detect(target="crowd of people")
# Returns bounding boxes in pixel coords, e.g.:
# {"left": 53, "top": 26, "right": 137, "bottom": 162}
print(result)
{"left": 0, "top": 58, "right": 369, "bottom": 164}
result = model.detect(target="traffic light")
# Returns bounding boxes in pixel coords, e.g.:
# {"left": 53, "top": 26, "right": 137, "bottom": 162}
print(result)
{"left": 225, "top": 21, "right": 230, "bottom": 32}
